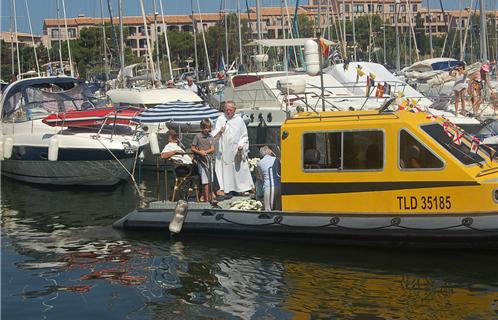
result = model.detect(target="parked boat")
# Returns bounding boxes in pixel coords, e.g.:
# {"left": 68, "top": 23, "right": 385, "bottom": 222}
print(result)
{"left": 42, "top": 106, "right": 142, "bottom": 127}
{"left": 0, "top": 76, "right": 148, "bottom": 185}
{"left": 114, "top": 103, "right": 498, "bottom": 248}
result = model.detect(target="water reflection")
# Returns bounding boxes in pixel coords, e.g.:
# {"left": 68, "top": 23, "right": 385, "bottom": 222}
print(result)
{"left": 2, "top": 177, "right": 498, "bottom": 319}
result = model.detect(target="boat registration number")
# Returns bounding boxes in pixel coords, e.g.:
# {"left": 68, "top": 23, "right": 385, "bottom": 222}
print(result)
{"left": 397, "top": 196, "right": 452, "bottom": 210}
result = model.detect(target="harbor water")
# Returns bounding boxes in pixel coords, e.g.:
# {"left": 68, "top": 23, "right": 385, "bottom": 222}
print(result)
{"left": 2, "top": 173, "right": 498, "bottom": 319}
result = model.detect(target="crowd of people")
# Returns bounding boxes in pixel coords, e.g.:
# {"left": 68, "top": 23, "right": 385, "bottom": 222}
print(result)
{"left": 450, "top": 61, "right": 495, "bottom": 116}
{"left": 160, "top": 101, "right": 281, "bottom": 211}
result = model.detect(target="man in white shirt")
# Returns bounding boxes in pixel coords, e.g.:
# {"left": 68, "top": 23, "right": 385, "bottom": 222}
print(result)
{"left": 211, "top": 101, "right": 254, "bottom": 195}
{"left": 160, "top": 130, "right": 192, "bottom": 165}
{"left": 183, "top": 76, "right": 198, "bottom": 95}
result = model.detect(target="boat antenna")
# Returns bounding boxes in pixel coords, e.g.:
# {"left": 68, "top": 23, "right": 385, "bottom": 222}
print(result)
{"left": 159, "top": 0, "right": 174, "bottom": 80}
{"left": 25, "top": 0, "right": 40, "bottom": 76}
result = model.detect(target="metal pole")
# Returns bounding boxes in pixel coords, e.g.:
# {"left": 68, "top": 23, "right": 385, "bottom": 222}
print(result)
{"left": 224, "top": 0, "right": 229, "bottom": 68}
{"left": 13, "top": 0, "right": 21, "bottom": 78}
{"left": 318, "top": 2, "right": 325, "bottom": 112}
{"left": 56, "top": 0, "right": 63, "bottom": 74}
{"left": 383, "top": 0, "right": 386, "bottom": 64}
{"left": 237, "top": 0, "right": 243, "bottom": 66}
{"left": 395, "top": 0, "right": 401, "bottom": 71}
{"left": 100, "top": 0, "right": 109, "bottom": 81}
{"left": 256, "top": 0, "right": 263, "bottom": 54}
{"left": 159, "top": 0, "right": 174, "bottom": 80}
{"left": 61, "top": 0, "right": 74, "bottom": 77}
{"left": 480, "top": 0, "right": 488, "bottom": 62}
{"left": 191, "top": 1, "right": 199, "bottom": 79}
{"left": 118, "top": 0, "right": 125, "bottom": 87}
{"left": 25, "top": 0, "right": 40, "bottom": 76}
{"left": 153, "top": 0, "right": 161, "bottom": 82}
{"left": 342, "top": 0, "right": 347, "bottom": 58}
{"left": 351, "top": 0, "right": 357, "bottom": 61}
{"left": 428, "top": 0, "right": 433, "bottom": 57}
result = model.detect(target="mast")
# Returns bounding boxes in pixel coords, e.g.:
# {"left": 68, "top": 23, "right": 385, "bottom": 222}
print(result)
{"left": 479, "top": 0, "right": 488, "bottom": 62}
{"left": 159, "top": 0, "right": 173, "bottom": 80}
{"left": 62, "top": 0, "right": 75, "bottom": 77}
{"left": 118, "top": 0, "right": 125, "bottom": 87}
{"left": 318, "top": 0, "right": 325, "bottom": 112}
{"left": 153, "top": 0, "right": 161, "bottom": 82}
{"left": 25, "top": 0, "right": 40, "bottom": 76}
{"left": 351, "top": 0, "right": 357, "bottom": 61}
{"left": 256, "top": 0, "right": 263, "bottom": 55}
{"left": 10, "top": 1, "right": 14, "bottom": 76}
{"left": 342, "top": 0, "right": 347, "bottom": 58}
{"left": 139, "top": 0, "right": 156, "bottom": 86}
{"left": 13, "top": 0, "right": 21, "bottom": 78}
{"left": 395, "top": 0, "right": 401, "bottom": 71}
{"left": 224, "top": 0, "right": 229, "bottom": 68}
{"left": 196, "top": 0, "right": 212, "bottom": 77}
{"left": 191, "top": 1, "right": 199, "bottom": 79}
{"left": 56, "top": 0, "right": 63, "bottom": 74}
{"left": 383, "top": 0, "right": 386, "bottom": 64}
{"left": 99, "top": 0, "right": 108, "bottom": 81}
{"left": 459, "top": 0, "right": 463, "bottom": 60}
{"left": 428, "top": 0, "right": 433, "bottom": 57}
{"left": 237, "top": 0, "right": 243, "bottom": 67}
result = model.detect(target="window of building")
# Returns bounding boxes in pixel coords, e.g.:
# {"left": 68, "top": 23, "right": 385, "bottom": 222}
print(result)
{"left": 400, "top": 4, "right": 406, "bottom": 12}
{"left": 51, "top": 29, "right": 59, "bottom": 38}
{"left": 139, "top": 38, "right": 147, "bottom": 48}
{"left": 377, "top": 4, "right": 383, "bottom": 12}
{"left": 68, "top": 28, "right": 76, "bottom": 38}
{"left": 399, "top": 129, "right": 444, "bottom": 169}
{"left": 402, "top": 16, "right": 406, "bottom": 23}
{"left": 367, "top": 4, "right": 373, "bottom": 12}
{"left": 420, "top": 124, "right": 485, "bottom": 165}
{"left": 345, "top": 4, "right": 350, "bottom": 12}
{"left": 129, "top": 26, "right": 136, "bottom": 35}
{"left": 354, "top": 4, "right": 364, "bottom": 13}
{"left": 302, "top": 130, "right": 384, "bottom": 171}
{"left": 412, "top": 4, "right": 417, "bottom": 12}
{"left": 389, "top": 4, "right": 395, "bottom": 12}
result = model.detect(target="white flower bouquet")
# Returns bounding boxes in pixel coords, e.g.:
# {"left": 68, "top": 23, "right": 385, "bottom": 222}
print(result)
{"left": 248, "top": 157, "right": 260, "bottom": 172}
{"left": 229, "top": 199, "right": 263, "bottom": 211}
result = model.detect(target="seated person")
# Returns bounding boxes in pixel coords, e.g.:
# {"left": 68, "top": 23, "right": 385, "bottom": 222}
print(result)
{"left": 161, "top": 130, "right": 192, "bottom": 165}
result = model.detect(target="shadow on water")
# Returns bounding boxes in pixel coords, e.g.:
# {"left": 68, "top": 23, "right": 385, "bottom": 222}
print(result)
{"left": 2, "top": 174, "right": 498, "bottom": 320}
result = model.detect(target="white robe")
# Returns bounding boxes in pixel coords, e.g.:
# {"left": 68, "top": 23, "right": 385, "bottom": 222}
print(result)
{"left": 212, "top": 113, "right": 254, "bottom": 193}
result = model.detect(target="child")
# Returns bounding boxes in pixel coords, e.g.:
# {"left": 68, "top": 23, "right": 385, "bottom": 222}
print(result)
{"left": 191, "top": 119, "right": 215, "bottom": 203}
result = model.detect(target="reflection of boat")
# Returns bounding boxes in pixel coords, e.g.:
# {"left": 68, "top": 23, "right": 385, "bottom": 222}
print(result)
{"left": 115, "top": 104, "right": 498, "bottom": 248}
{"left": 0, "top": 76, "right": 148, "bottom": 185}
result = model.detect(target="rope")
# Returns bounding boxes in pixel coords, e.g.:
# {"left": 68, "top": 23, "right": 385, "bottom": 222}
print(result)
{"left": 212, "top": 214, "right": 496, "bottom": 233}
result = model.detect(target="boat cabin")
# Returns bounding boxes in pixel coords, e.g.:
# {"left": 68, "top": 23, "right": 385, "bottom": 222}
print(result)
{"left": 280, "top": 109, "right": 498, "bottom": 214}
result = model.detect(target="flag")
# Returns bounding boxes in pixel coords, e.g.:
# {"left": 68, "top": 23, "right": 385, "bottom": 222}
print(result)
{"left": 356, "top": 65, "right": 365, "bottom": 82}
{"left": 452, "top": 130, "right": 464, "bottom": 145}
{"left": 426, "top": 114, "right": 438, "bottom": 121}
{"left": 319, "top": 38, "right": 333, "bottom": 58}
{"left": 470, "top": 136, "right": 480, "bottom": 154}
{"left": 384, "top": 82, "right": 391, "bottom": 95}
{"left": 375, "top": 83, "right": 385, "bottom": 98}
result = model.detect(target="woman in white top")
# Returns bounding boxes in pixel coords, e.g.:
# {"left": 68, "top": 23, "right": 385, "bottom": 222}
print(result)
{"left": 449, "top": 62, "right": 468, "bottom": 116}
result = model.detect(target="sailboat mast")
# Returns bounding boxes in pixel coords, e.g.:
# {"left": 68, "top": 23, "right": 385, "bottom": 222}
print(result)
{"left": 191, "top": 1, "right": 199, "bottom": 79}
{"left": 25, "top": 0, "right": 40, "bottom": 75}
{"left": 61, "top": 0, "right": 74, "bottom": 77}
{"left": 153, "top": 0, "right": 161, "bottom": 82}
{"left": 428, "top": 0, "right": 433, "bottom": 57}
{"left": 256, "top": 0, "right": 263, "bottom": 55}
{"left": 237, "top": 0, "right": 243, "bottom": 66}
{"left": 224, "top": 0, "right": 229, "bottom": 69}
{"left": 99, "top": 0, "right": 109, "bottom": 80}
{"left": 342, "top": 0, "right": 347, "bottom": 58}
{"left": 159, "top": 0, "right": 173, "bottom": 80}
{"left": 351, "top": 0, "right": 357, "bottom": 61}
{"left": 56, "top": 0, "right": 63, "bottom": 74}
{"left": 118, "top": 0, "right": 125, "bottom": 87}
{"left": 395, "top": 0, "right": 400, "bottom": 71}
{"left": 479, "top": 0, "right": 488, "bottom": 62}
{"left": 139, "top": 0, "right": 157, "bottom": 86}
{"left": 13, "top": 0, "right": 21, "bottom": 78}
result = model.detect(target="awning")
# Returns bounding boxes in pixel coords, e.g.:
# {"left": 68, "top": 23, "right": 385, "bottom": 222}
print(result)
{"left": 132, "top": 100, "right": 221, "bottom": 125}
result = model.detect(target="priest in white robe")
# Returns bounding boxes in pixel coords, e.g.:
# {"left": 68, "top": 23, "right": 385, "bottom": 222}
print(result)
{"left": 212, "top": 101, "right": 254, "bottom": 195}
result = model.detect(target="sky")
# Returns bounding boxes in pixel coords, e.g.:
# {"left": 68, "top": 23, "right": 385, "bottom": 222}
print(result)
{"left": 1, "top": 0, "right": 498, "bottom": 35}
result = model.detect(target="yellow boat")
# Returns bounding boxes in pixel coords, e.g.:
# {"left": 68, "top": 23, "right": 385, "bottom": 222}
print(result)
{"left": 114, "top": 106, "right": 498, "bottom": 248}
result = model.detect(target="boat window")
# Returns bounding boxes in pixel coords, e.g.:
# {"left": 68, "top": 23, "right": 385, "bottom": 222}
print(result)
{"left": 421, "top": 123, "right": 484, "bottom": 165}
{"left": 303, "top": 130, "right": 384, "bottom": 171}
{"left": 399, "top": 129, "right": 444, "bottom": 169}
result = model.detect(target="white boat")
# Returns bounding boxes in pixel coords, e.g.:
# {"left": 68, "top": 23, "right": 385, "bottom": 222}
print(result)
{"left": 0, "top": 76, "right": 148, "bottom": 185}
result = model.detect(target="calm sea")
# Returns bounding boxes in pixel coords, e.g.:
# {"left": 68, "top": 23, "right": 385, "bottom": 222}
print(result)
{"left": 2, "top": 172, "right": 498, "bottom": 319}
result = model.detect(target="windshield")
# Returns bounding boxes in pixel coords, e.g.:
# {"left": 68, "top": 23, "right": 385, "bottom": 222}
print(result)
{"left": 2, "top": 81, "right": 106, "bottom": 122}
{"left": 421, "top": 123, "right": 485, "bottom": 165}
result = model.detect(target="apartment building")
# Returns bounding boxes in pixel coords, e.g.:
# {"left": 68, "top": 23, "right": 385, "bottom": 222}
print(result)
{"left": 0, "top": 31, "right": 44, "bottom": 47}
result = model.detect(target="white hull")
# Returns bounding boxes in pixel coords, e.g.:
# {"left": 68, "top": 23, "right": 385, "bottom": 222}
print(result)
{"left": 1, "top": 158, "right": 135, "bottom": 185}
